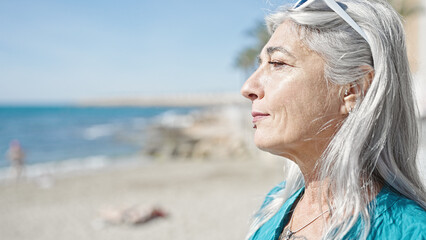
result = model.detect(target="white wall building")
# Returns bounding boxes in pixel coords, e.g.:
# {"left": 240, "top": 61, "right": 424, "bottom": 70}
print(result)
{"left": 414, "top": 0, "right": 426, "bottom": 117}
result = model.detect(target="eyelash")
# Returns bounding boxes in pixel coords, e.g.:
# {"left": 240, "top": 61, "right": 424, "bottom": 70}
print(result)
{"left": 268, "top": 61, "right": 288, "bottom": 68}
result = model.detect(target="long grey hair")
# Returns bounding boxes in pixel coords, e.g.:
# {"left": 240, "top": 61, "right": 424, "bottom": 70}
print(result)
{"left": 247, "top": 0, "right": 426, "bottom": 239}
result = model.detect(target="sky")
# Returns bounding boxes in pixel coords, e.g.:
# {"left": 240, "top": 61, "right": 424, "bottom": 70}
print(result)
{"left": 0, "top": 0, "right": 293, "bottom": 104}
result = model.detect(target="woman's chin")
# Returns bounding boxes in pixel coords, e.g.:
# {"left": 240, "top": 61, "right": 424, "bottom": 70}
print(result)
{"left": 253, "top": 132, "right": 268, "bottom": 149}
{"left": 253, "top": 132, "right": 296, "bottom": 158}
{"left": 254, "top": 135, "right": 281, "bottom": 155}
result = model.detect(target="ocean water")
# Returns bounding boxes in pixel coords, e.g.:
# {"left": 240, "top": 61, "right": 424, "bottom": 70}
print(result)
{"left": 0, "top": 106, "right": 196, "bottom": 170}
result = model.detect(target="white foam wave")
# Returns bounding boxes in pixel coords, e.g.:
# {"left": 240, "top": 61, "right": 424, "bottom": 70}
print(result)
{"left": 0, "top": 155, "right": 110, "bottom": 181}
{"left": 83, "top": 123, "right": 118, "bottom": 140}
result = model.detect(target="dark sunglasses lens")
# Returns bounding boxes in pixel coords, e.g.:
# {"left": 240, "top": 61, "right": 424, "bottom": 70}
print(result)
{"left": 294, "top": 0, "right": 308, "bottom": 8}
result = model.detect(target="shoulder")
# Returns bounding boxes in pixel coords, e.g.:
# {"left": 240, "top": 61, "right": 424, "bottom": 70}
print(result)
{"left": 369, "top": 187, "right": 426, "bottom": 239}
{"left": 249, "top": 181, "right": 302, "bottom": 240}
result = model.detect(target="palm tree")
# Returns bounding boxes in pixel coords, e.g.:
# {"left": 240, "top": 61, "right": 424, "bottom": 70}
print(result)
{"left": 234, "top": 21, "right": 270, "bottom": 77}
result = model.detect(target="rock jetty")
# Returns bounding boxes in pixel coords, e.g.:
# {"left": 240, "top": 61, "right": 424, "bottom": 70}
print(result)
{"left": 142, "top": 105, "right": 263, "bottom": 161}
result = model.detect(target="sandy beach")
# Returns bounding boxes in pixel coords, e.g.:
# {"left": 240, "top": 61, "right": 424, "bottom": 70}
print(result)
{"left": 0, "top": 157, "right": 285, "bottom": 240}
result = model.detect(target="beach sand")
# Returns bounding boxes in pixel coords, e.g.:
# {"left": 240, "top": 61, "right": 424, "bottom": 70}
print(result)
{"left": 1, "top": 155, "right": 425, "bottom": 240}
{"left": 0, "top": 158, "right": 284, "bottom": 240}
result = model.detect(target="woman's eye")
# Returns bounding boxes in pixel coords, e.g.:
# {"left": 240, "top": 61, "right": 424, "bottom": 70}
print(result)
{"left": 268, "top": 61, "right": 287, "bottom": 68}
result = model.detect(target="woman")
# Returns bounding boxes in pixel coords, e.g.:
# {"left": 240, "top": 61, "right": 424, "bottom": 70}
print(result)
{"left": 241, "top": 0, "right": 426, "bottom": 239}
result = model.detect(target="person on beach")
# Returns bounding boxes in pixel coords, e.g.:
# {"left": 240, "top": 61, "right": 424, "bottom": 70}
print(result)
{"left": 6, "top": 140, "right": 25, "bottom": 181}
{"left": 241, "top": 0, "right": 426, "bottom": 239}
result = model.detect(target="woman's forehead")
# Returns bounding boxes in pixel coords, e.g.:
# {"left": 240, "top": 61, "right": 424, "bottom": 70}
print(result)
{"left": 263, "top": 21, "right": 314, "bottom": 59}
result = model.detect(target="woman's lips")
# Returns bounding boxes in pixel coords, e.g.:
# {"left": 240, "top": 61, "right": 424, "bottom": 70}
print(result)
{"left": 252, "top": 112, "right": 270, "bottom": 123}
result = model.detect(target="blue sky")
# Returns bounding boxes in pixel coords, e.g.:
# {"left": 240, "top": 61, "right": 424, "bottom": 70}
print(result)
{"left": 0, "top": 0, "right": 292, "bottom": 103}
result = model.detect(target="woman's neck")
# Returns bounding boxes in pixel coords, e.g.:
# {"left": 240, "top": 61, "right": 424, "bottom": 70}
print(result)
{"left": 302, "top": 177, "right": 330, "bottom": 206}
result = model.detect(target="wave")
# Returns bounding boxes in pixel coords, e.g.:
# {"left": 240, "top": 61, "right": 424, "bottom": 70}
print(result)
{"left": 0, "top": 154, "right": 145, "bottom": 182}
{"left": 83, "top": 123, "right": 119, "bottom": 140}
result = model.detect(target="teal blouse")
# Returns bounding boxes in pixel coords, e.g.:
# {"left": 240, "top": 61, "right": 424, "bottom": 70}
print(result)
{"left": 249, "top": 182, "right": 426, "bottom": 240}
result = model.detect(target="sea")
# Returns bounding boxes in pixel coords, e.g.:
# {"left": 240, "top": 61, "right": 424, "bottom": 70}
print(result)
{"left": 0, "top": 105, "right": 197, "bottom": 178}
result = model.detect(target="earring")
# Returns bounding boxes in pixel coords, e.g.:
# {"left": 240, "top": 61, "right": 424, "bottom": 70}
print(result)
{"left": 344, "top": 89, "right": 349, "bottom": 96}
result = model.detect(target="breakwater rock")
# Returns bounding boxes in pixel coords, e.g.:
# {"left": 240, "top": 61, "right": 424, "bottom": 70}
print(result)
{"left": 143, "top": 105, "right": 262, "bottom": 160}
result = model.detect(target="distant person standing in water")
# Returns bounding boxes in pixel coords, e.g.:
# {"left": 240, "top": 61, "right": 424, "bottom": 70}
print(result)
{"left": 6, "top": 140, "right": 25, "bottom": 181}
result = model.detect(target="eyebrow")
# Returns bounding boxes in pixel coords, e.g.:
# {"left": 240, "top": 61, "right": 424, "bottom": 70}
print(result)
{"left": 266, "top": 46, "right": 296, "bottom": 59}
{"left": 257, "top": 46, "right": 296, "bottom": 65}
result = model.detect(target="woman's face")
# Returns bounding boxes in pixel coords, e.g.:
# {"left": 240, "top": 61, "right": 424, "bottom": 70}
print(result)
{"left": 241, "top": 21, "right": 343, "bottom": 160}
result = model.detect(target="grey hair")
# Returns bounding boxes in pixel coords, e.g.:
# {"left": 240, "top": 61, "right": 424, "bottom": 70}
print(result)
{"left": 247, "top": 0, "right": 426, "bottom": 239}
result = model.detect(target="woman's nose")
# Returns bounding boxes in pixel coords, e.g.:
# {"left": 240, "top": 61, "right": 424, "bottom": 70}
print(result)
{"left": 241, "top": 70, "right": 265, "bottom": 102}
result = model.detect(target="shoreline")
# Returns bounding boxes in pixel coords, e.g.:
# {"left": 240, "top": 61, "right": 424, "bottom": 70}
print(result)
{"left": 0, "top": 153, "right": 151, "bottom": 183}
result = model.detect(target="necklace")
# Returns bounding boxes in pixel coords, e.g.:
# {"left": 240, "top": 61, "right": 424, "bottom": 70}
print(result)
{"left": 280, "top": 196, "right": 330, "bottom": 240}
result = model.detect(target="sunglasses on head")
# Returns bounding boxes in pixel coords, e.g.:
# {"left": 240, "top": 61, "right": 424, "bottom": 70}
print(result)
{"left": 293, "top": 0, "right": 370, "bottom": 44}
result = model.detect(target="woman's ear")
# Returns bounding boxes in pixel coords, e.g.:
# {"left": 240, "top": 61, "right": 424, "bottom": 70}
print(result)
{"left": 340, "top": 66, "right": 374, "bottom": 115}
{"left": 340, "top": 87, "right": 357, "bottom": 115}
